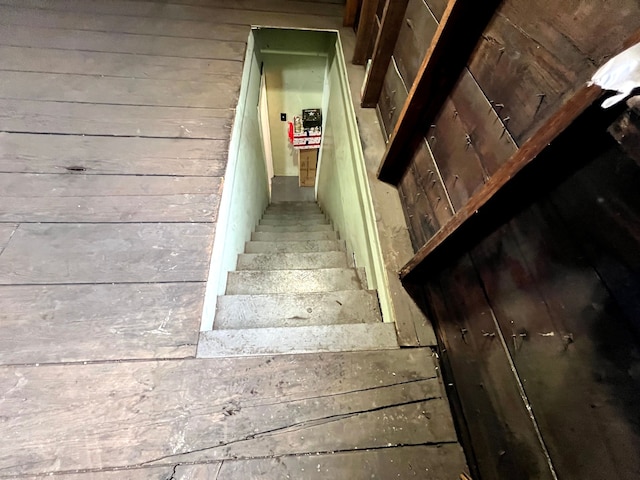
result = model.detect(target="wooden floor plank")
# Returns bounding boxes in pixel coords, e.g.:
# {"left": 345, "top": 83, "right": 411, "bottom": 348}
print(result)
{"left": 0, "top": 283, "right": 204, "bottom": 365}
{"left": 0, "top": 72, "right": 240, "bottom": 108}
{"left": 0, "top": 223, "right": 213, "bottom": 284}
{"left": 0, "top": 24, "right": 246, "bottom": 61}
{"left": 0, "top": 223, "right": 17, "bottom": 255}
{"left": 0, "top": 349, "right": 457, "bottom": 476}
{"left": 0, "top": 46, "right": 243, "bottom": 82}
{"left": 0, "top": 6, "right": 250, "bottom": 42}
{"left": 19, "top": 446, "right": 466, "bottom": 479}
{"left": 0, "top": 101, "right": 232, "bottom": 138}
{"left": 0, "top": 0, "right": 342, "bottom": 29}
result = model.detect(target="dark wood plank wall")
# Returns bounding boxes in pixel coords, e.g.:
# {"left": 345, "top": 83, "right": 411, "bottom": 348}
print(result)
{"left": 372, "top": 0, "right": 640, "bottom": 477}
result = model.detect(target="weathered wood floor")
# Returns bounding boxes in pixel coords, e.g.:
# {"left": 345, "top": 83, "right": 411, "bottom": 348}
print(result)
{"left": 0, "top": 1, "right": 466, "bottom": 477}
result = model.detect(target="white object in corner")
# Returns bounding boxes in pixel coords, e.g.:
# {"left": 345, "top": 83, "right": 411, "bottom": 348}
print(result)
{"left": 590, "top": 42, "right": 640, "bottom": 108}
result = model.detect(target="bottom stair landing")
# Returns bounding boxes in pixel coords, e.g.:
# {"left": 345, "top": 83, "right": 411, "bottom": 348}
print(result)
{"left": 198, "top": 200, "right": 398, "bottom": 357}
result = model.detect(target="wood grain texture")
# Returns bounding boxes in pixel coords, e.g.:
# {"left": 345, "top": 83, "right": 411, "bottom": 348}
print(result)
{"left": 400, "top": 84, "right": 602, "bottom": 279}
{"left": 392, "top": 0, "right": 438, "bottom": 88}
{"left": 0, "top": 223, "right": 214, "bottom": 284}
{"left": 0, "top": 223, "right": 17, "bottom": 256}
{"left": 0, "top": 45, "right": 242, "bottom": 82}
{"left": 468, "top": 0, "right": 640, "bottom": 145}
{"left": 377, "top": 0, "right": 502, "bottom": 184}
{"left": 0, "top": 134, "right": 228, "bottom": 176}
{"left": 0, "top": 101, "right": 232, "bottom": 138}
{"left": 343, "top": 0, "right": 360, "bottom": 26}
{"left": 360, "top": 0, "right": 409, "bottom": 107}
{"left": 0, "top": 0, "right": 342, "bottom": 28}
{"left": 0, "top": 283, "right": 204, "bottom": 364}
{"left": 377, "top": 58, "right": 407, "bottom": 139}
{"left": 352, "top": 0, "right": 378, "bottom": 64}
{"left": 424, "top": 0, "right": 447, "bottom": 21}
{"left": 0, "top": 5, "right": 250, "bottom": 42}
{"left": 0, "top": 349, "right": 459, "bottom": 476}
{"left": 0, "top": 71, "right": 240, "bottom": 108}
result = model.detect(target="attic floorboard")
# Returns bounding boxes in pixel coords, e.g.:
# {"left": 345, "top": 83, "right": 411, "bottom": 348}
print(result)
{"left": 0, "top": 350, "right": 464, "bottom": 477}
{"left": 0, "top": 1, "right": 463, "bottom": 477}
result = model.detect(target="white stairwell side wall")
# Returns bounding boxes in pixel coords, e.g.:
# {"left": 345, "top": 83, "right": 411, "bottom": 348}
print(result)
{"left": 316, "top": 34, "right": 393, "bottom": 325}
{"left": 200, "top": 31, "right": 270, "bottom": 331}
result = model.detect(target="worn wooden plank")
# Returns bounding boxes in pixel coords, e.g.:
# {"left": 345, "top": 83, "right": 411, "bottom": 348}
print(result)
{"left": 392, "top": 0, "right": 438, "bottom": 88}
{"left": 0, "top": 0, "right": 342, "bottom": 29}
{"left": 343, "top": 0, "right": 360, "bottom": 26}
{"left": 0, "top": 46, "right": 242, "bottom": 82}
{"left": 0, "top": 5, "right": 250, "bottom": 42}
{"left": 398, "top": 161, "right": 436, "bottom": 249}
{"left": 468, "top": 0, "right": 640, "bottom": 145}
{"left": 352, "top": 0, "right": 378, "bottom": 64}
{"left": 0, "top": 223, "right": 17, "bottom": 256}
{"left": 450, "top": 69, "right": 518, "bottom": 176}
{"left": 0, "top": 71, "right": 239, "bottom": 108}
{"left": 426, "top": 256, "right": 557, "bottom": 479}
{"left": 0, "top": 223, "right": 213, "bottom": 284}
{"left": 0, "top": 134, "right": 228, "bottom": 176}
{"left": 361, "top": 0, "right": 409, "bottom": 107}
{"left": 0, "top": 349, "right": 458, "bottom": 476}
{"left": 429, "top": 97, "right": 487, "bottom": 211}
{"left": 377, "top": 0, "right": 502, "bottom": 184}
{"left": 0, "top": 101, "right": 232, "bottom": 139}
{"left": 377, "top": 58, "right": 408, "bottom": 139}
{"left": 0, "top": 283, "right": 204, "bottom": 365}
{"left": 400, "top": 84, "right": 603, "bottom": 280}
{"left": 0, "top": 24, "right": 245, "bottom": 61}
{"left": 412, "top": 139, "right": 453, "bottom": 226}
{"left": 216, "top": 445, "right": 466, "bottom": 479}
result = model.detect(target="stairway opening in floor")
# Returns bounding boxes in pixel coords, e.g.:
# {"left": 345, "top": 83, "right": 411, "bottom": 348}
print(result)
{"left": 198, "top": 28, "right": 396, "bottom": 356}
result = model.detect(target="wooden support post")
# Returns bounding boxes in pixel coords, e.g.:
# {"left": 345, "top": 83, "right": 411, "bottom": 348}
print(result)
{"left": 376, "top": 0, "right": 502, "bottom": 184}
{"left": 400, "top": 84, "right": 604, "bottom": 281}
{"left": 343, "top": 0, "right": 361, "bottom": 27}
{"left": 352, "top": 0, "right": 378, "bottom": 65}
{"left": 360, "top": 0, "right": 410, "bottom": 108}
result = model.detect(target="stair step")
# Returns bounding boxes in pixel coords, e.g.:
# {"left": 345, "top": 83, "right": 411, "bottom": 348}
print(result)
{"left": 255, "top": 224, "right": 334, "bottom": 233}
{"left": 214, "top": 290, "right": 383, "bottom": 329}
{"left": 226, "top": 268, "right": 366, "bottom": 294}
{"left": 260, "top": 215, "right": 328, "bottom": 225}
{"left": 237, "top": 251, "right": 348, "bottom": 270}
{"left": 245, "top": 240, "right": 345, "bottom": 254}
{"left": 252, "top": 231, "right": 338, "bottom": 242}
{"left": 197, "top": 323, "right": 398, "bottom": 357}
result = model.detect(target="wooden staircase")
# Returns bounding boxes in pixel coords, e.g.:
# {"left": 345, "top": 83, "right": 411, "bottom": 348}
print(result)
{"left": 198, "top": 200, "right": 398, "bottom": 357}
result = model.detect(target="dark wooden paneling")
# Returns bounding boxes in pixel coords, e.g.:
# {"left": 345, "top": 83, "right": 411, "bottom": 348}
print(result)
{"left": 399, "top": 162, "right": 438, "bottom": 249}
{"left": 424, "top": 0, "right": 447, "bottom": 21}
{"left": 412, "top": 139, "right": 453, "bottom": 227}
{"left": 426, "top": 256, "right": 556, "bottom": 480}
{"left": 377, "top": 59, "right": 408, "bottom": 139}
{"left": 450, "top": 69, "right": 518, "bottom": 176}
{"left": 393, "top": 0, "right": 438, "bottom": 88}
{"left": 469, "top": 0, "right": 640, "bottom": 145}
{"left": 429, "top": 97, "right": 487, "bottom": 211}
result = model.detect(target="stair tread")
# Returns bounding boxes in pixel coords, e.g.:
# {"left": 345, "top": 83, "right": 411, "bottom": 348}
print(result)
{"left": 215, "top": 290, "right": 382, "bottom": 329}
{"left": 252, "top": 231, "right": 338, "bottom": 241}
{"left": 245, "top": 240, "right": 345, "bottom": 254}
{"left": 226, "top": 267, "right": 366, "bottom": 294}
{"left": 237, "top": 251, "right": 348, "bottom": 270}
{"left": 197, "top": 323, "right": 398, "bottom": 357}
{"left": 255, "top": 224, "right": 333, "bottom": 233}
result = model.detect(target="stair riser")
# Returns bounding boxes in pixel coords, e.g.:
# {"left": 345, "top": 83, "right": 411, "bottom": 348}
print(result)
{"left": 198, "top": 323, "right": 398, "bottom": 357}
{"left": 260, "top": 217, "right": 328, "bottom": 226}
{"left": 255, "top": 224, "right": 333, "bottom": 233}
{"left": 244, "top": 240, "right": 345, "bottom": 254}
{"left": 226, "top": 268, "right": 366, "bottom": 295}
{"left": 215, "top": 290, "right": 383, "bottom": 329}
{"left": 252, "top": 231, "right": 338, "bottom": 242}
{"left": 236, "top": 252, "right": 348, "bottom": 270}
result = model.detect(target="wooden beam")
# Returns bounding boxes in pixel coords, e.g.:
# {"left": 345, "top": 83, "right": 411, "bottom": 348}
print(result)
{"left": 376, "top": 0, "right": 502, "bottom": 184}
{"left": 360, "top": 0, "right": 409, "bottom": 108}
{"left": 352, "top": 0, "right": 378, "bottom": 65}
{"left": 400, "top": 84, "right": 604, "bottom": 281}
{"left": 343, "top": 0, "right": 361, "bottom": 27}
